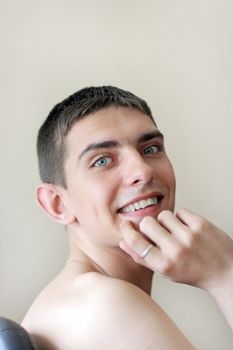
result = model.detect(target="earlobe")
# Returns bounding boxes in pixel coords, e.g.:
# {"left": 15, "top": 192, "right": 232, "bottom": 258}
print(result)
{"left": 36, "top": 184, "right": 76, "bottom": 225}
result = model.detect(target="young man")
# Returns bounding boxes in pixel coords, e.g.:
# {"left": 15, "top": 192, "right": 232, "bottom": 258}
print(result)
{"left": 22, "top": 86, "right": 233, "bottom": 349}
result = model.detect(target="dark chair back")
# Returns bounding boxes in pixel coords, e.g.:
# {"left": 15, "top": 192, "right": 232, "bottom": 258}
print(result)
{"left": 0, "top": 317, "right": 38, "bottom": 350}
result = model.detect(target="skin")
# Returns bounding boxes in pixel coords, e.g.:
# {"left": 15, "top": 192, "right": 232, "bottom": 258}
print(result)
{"left": 47, "top": 106, "right": 176, "bottom": 291}
{"left": 120, "top": 208, "right": 233, "bottom": 332}
{"left": 21, "top": 106, "right": 232, "bottom": 349}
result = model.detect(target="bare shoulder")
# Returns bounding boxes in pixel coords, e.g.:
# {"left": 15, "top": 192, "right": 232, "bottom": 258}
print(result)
{"left": 22, "top": 273, "right": 195, "bottom": 350}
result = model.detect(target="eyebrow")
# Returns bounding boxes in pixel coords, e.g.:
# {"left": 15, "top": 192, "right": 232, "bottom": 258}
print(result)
{"left": 138, "top": 130, "right": 164, "bottom": 143}
{"left": 78, "top": 141, "right": 119, "bottom": 161}
{"left": 78, "top": 130, "right": 164, "bottom": 161}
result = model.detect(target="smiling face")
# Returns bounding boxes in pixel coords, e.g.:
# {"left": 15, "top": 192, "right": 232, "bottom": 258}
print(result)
{"left": 63, "top": 106, "right": 176, "bottom": 247}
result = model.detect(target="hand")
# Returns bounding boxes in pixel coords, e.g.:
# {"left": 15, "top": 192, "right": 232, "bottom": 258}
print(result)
{"left": 120, "top": 208, "right": 233, "bottom": 292}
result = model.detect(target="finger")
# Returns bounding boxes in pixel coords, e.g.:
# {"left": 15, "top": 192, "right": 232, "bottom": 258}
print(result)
{"left": 121, "top": 221, "right": 154, "bottom": 258}
{"left": 157, "top": 210, "right": 189, "bottom": 241}
{"left": 119, "top": 240, "right": 143, "bottom": 262}
{"left": 139, "top": 216, "right": 177, "bottom": 250}
{"left": 176, "top": 208, "right": 203, "bottom": 229}
{"left": 120, "top": 222, "right": 166, "bottom": 271}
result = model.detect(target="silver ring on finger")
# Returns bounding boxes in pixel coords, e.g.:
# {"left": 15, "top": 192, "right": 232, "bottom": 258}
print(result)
{"left": 140, "top": 244, "right": 154, "bottom": 259}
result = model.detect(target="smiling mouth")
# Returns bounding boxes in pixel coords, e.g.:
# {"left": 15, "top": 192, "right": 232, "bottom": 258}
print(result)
{"left": 118, "top": 196, "right": 162, "bottom": 214}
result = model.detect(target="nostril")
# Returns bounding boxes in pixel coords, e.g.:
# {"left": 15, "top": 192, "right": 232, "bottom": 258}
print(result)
{"left": 133, "top": 179, "right": 141, "bottom": 184}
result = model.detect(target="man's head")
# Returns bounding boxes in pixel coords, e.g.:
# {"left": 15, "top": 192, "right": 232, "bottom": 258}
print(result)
{"left": 37, "top": 86, "right": 154, "bottom": 187}
{"left": 36, "top": 86, "right": 176, "bottom": 246}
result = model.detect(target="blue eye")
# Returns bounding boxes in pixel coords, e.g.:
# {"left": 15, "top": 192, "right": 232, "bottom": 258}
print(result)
{"left": 143, "top": 145, "right": 160, "bottom": 154}
{"left": 93, "top": 156, "right": 112, "bottom": 167}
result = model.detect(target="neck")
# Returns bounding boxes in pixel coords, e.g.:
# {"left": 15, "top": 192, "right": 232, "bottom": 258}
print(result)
{"left": 67, "top": 233, "right": 154, "bottom": 295}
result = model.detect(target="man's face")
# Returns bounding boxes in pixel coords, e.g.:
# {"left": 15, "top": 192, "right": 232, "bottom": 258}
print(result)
{"left": 63, "top": 106, "right": 176, "bottom": 246}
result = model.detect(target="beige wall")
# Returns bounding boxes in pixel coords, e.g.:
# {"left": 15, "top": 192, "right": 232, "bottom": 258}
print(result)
{"left": 1, "top": 0, "right": 233, "bottom": 348}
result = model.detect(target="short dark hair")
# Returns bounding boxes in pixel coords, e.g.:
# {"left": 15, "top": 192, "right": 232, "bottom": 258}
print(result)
{"left": 37, "top": 86, "right": 155, "bottom": 187}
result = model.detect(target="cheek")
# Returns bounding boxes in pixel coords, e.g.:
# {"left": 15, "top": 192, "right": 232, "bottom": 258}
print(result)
{"left": 168, "top": 165, "right": 176, "bottom": 189}
{"left": 160, "top": 159, "right": 176, "bottom": 187}
{"left": 164, "top": 162, "right": 176, "bottom": 208}
{"left": 87, "top": 173, "right": 119, "bottom": 200}
{"left": 71, "top": 179, "right": 116, "bottom": 218}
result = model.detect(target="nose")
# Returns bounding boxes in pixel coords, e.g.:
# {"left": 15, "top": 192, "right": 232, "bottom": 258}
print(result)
{"left": 122, "top": 149, "right": 154, "bottom": 187}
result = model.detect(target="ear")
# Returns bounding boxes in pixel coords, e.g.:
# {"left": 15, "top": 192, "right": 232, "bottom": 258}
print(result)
{"left": 36, "top": 183, "right": 76, "bottom": 225}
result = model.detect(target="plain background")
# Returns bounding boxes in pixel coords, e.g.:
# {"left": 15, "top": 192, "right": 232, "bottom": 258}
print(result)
{"left": 1, "top": 0, "right": 233, "bottom": 349}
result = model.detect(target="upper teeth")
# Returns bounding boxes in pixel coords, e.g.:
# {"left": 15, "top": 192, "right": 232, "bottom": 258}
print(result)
{"left": 120, "top": 197, "right": 158, "bottom": 213}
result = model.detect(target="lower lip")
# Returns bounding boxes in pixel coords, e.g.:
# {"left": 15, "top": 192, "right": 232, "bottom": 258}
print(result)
{"left": 118, "top": 204, "right": 161, "bottom": 218}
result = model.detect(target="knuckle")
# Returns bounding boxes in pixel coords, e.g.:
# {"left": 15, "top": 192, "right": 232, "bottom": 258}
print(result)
{"left": 160, "top": 262, "right": 171, "bottom": 275}
{"left": 159, "top": 246, "right": 188, "bottom": 275}
{"left": 185, "top": 232, "right": 198, "bottom": 247}
{"left": 192, "top": 216, "right": 206, "bottom": 233}
{"left": 177, "top": 208, "right": 188, "bottom": 217}
{"left": 159, "top": 260, "right": 173, "bottom": 275}
{"left": 177, "top": 245, "right": 186, "bottom": 258}
{"left": 171, "top": 245, "right": 187, "bottom": 260}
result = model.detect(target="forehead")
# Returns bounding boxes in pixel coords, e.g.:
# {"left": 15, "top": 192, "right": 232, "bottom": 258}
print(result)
{"left": 65, "top": 106, "right": 157, "bottom": 152}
